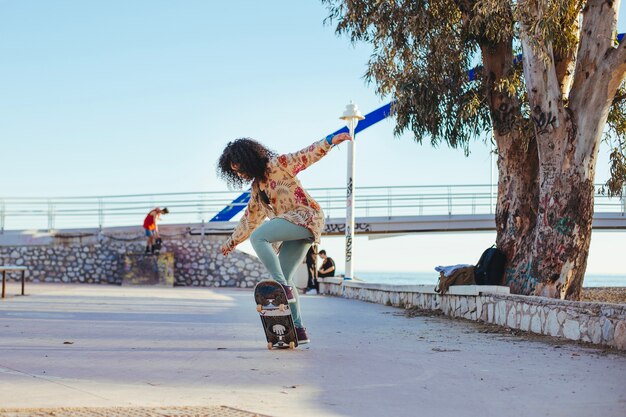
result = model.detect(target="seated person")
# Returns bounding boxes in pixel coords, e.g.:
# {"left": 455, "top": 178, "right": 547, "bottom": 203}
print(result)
{"left": 317, "top": 250, "right": 335, "bottom": 278}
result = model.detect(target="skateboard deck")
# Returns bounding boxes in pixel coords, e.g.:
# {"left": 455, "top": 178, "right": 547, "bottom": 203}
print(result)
{"left": 254, "top": 280, "right": 298, "bottom": 350}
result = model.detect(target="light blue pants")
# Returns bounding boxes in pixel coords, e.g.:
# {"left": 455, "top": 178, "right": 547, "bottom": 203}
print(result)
{"left": 250, "top": 218, "right": 313, "bottom": 328}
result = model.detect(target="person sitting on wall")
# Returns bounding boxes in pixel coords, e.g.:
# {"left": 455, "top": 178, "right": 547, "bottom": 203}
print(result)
{"left": 143, "top": 207, "right": 169, "bottom": 254}
{"left": 317, "top": 249, "right": 335, "bottom": 278}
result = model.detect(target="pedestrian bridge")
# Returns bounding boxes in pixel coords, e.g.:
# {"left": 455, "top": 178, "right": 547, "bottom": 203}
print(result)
{"left": 1, "top": 184, "right": 624, "bottom": 234}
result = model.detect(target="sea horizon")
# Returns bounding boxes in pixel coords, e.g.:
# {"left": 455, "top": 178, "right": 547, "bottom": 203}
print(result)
{"left": 350, "top": 270, "right": 626, "bottom": 288}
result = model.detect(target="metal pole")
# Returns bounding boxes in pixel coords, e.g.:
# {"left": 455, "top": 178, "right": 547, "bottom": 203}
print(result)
{"left": 47, "top": 200, "right": 54, "bottom": 232}
{"left": 345, "top": 122, "right": 356, "bottom": 280}
{"left": 0, "top": 200, "right": 4, "bottom": 234}
{"left": 340, "top": 101, "right": 364, "bottom": 281}
{"left": 98, "top": 198, "right": 104, "bottom": 229}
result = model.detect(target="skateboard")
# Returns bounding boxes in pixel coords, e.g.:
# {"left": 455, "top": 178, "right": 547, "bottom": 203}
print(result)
{"left": 254, "top": 280, "right": 298, "bottom": 350}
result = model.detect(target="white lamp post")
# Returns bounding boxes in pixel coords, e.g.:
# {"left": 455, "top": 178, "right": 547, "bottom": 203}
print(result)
{"left": 340, "top": 101, "right": 364, "bottom": 280}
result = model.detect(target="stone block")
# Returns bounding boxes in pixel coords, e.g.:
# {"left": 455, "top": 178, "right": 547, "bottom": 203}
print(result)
{"left": 602, "top": 319, "right": 615, "bottom": 342}
{"left": 497, "top": 301, "right": 507, "bottom": 325}
{"left": 547, "top": 310, "right": 560, "bottom": 336}
{"left": 562, "top": 320, "right": 581, "bottom": 341}
{"left": 529, "top": 315, "right": 542, "bottom": 335}
{"left": 613, "top": 321, "right": 626, "bottom": 350}
{"left": 579, "top": 319, "right": 589, "bottom": 342}
{"left": 460, "top": 297, "right": 468, "bottom": 313}
{"left": 507, "top": 308, "right": 516, "bottom": 328}
{"left": 476, "top": 298, "right": 484, "bottom": 320}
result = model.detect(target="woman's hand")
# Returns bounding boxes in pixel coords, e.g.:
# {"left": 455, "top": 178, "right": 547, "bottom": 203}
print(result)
{"left": 331, "top": 132, "right": 352, "bottom": 145}
{"left": 221, "top": 242, "right": 234, "bottom": 257}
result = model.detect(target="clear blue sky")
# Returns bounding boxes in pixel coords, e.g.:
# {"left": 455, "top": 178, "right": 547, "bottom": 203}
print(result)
{"left": 1, "top": 1, "right": 624, "bottom": 276}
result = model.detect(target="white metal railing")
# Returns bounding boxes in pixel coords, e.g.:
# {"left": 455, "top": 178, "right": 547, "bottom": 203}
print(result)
{"left": 0, "top": 184, "right": 624, "bottom": 232}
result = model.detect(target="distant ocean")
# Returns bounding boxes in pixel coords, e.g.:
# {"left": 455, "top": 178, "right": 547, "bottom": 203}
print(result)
{"left": 354, "top": 271, "right": 626, "bottom": 288}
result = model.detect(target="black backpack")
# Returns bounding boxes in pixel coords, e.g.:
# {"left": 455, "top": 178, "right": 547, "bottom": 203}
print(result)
{"left": 474, "top": 246, "right": 506, "bottom": 285}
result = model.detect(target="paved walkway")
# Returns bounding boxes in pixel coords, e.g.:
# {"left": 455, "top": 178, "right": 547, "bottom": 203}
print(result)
{"left": 0, "top": 283, "right": 624, "bottom": 417}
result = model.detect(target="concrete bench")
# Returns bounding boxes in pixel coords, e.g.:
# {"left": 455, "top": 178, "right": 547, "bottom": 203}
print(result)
{"left": 318, "top": 277, "right": 510, "bottom": 295}
{"left": 1, "top": 266, "right": 27, "bottom": 298}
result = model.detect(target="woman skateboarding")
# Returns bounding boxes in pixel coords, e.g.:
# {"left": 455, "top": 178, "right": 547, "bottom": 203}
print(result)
{"left": 218, "top": 133, "right": 351, "bottom": 344}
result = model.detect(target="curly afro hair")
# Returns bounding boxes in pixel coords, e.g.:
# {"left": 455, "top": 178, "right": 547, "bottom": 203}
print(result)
{"left": 217, "top": 138, "right": 276, "bottom": 189}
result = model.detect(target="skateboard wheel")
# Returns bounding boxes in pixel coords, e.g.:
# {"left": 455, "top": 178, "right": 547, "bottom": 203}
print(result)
{"left": 256, "top": 304, "right": 263, "bottom": 313}
{"left": 289, "top": 341, "right": 295, "bottom": 349}
{"left": 267, "top": 342, "right": 273, "bottom": 350}
{"left": 279, "top": 304, "right": 286, "bottom": 312}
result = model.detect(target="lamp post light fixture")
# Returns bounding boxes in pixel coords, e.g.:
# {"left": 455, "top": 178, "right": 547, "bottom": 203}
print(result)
{"left": 339, "top": 101, "right": 364, "bottom": 280}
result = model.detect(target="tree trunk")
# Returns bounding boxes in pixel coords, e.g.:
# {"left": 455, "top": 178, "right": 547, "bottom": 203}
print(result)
{"left": 498, "top": 0, "right": 623, "bottom": 300}
{"left": 497, "top": 106, "right": 599, "bottom": 300}
{"left": 532, "top": 166, "right": 595, "bottom": 299}
{"left": 479, "top": 40, "right": 541, "bottom": 293}
{"left": 495, "top": 134, "right": 539, "bottom": 294}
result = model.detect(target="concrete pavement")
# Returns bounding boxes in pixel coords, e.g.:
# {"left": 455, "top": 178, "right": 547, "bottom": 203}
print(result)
{"left": 0, "top": 283, "right": 625, "bottom": 417}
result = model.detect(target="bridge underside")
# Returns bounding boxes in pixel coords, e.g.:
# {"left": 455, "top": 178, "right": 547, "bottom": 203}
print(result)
{"left": 1, "top": 213, "right": 624, "bottom": 247}
{"left": 201, "top": 213, "right": 626, "bottom": 237}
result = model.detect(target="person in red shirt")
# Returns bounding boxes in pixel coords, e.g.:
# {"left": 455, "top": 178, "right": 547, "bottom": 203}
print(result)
{"left": 143, "top": 207, "right": 169, "bottom": 253}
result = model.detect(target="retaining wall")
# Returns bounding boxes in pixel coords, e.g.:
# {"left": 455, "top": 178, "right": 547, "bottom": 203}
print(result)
{"left": 0, "top": 233, "right": 269, "bottom": 287}
{"left": 320, "top": 278, "right": 626, "bottom": 351}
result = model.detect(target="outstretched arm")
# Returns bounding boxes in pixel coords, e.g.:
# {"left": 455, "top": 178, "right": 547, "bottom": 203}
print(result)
{"left": 277, "top": 133, "right": 352, "bottom": 176}
{"left": 221, "top": 193, "right": 265, "bottom": 256}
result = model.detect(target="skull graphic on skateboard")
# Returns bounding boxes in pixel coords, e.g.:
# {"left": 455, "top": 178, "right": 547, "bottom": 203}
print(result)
{"left": 254, "top": 280, "right": 298, "bottom": 350}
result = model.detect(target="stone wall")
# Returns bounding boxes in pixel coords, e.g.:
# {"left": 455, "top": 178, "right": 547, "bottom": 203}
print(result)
{"left": 0, "top": 235, "right": 269, "bottom": 287}
{"left": 319, "top": 278, "right": 626, "bottom": 351}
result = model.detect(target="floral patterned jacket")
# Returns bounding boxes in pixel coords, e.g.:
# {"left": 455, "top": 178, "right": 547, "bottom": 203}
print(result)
{"left": 224, "top": 138, "right": 333, "bottom": 250}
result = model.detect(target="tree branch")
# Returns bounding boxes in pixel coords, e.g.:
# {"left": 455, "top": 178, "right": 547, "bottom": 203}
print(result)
{"left": 519, "top": 1, "right": 564, "bottom": 139}
{"left": 569, "top": 0, "right": 620, "bottom": 110}
{"left": 480, "top": 40, "right": 519, "bottom": 138}
{"left": 553, "top": 0, "right": 581, "bottom": 97}
{"left": 604, "top": 32, "right": 626, "bottom": 97}
{"left": 612, "top": 33, "right": 626, "bottom": 65}
{"left": 564, "top": 0, "right": 625, "bottom": 166}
